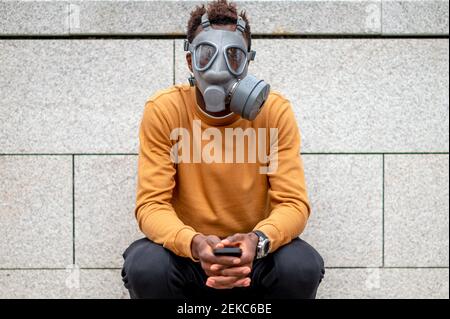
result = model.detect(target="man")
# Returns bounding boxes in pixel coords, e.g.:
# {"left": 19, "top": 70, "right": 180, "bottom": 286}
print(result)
{"left": 122, "top": 0, "right": 324, "bottom": 299}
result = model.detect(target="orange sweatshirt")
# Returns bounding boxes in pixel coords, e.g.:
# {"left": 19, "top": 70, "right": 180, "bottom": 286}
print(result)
{"left": 135, "top": 83, "right": 311, "bottom": 261}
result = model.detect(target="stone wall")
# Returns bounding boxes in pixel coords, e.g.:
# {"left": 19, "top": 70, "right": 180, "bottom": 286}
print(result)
{"left": 0, "top": 0, "right": 448, "bottom": 298}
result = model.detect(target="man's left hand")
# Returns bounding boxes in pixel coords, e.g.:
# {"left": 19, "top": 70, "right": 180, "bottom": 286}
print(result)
{"left": 206, "top": 232, "right": 259, "bottom": 289}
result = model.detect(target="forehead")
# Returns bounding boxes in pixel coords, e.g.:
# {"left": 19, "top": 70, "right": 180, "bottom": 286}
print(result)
{"left": 192, "top": 24, "right": 247, "bottom": 48}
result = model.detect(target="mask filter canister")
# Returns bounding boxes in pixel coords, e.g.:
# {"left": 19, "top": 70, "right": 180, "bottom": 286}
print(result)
{"left": 229, "top": 75, "right": 270, "bottom": 121}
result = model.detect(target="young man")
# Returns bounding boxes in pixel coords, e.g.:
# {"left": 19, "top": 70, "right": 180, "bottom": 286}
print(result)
{"left": 122, "top": 0, "right": 324, "bottom": 299}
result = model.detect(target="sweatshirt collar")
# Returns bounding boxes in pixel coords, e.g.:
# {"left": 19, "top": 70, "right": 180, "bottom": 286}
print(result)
{"left": 188, "top": 85, "right": 241, "bottom": 126}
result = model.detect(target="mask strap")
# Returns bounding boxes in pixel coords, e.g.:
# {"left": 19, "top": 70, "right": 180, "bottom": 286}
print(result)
{"left": 236, "top": 16, "right": 246, "bottom": 33}
{"left": 203, "top": 12, "right": 245, "bottom": 33}
{"left": 201, "top": 13, "right": 211, "bottom": 30}
{"left": 236, "top": 16, "right": 253, "bottom": 55}
{"left": 188, "top": 75, "right": 196, "bottom": 87}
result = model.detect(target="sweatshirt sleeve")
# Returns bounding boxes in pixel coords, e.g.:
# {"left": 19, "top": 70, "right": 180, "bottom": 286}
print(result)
{"left": 135, "top": 100, "right": 200, "bottom": 261}
{"left": 253, "top": 101, "right": 311, "bottom": 253}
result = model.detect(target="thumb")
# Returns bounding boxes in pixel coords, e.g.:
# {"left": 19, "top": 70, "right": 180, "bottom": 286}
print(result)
{"left": 205, "top": 235, "right": 221, "bottom": 248}
{"left": 221, "top": 233, "right": 241, "bottom": 246}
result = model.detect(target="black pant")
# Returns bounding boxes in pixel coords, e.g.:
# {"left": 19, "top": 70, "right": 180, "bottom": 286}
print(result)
{"left": 121, "top": 237, "right": 325, "bottom": 299}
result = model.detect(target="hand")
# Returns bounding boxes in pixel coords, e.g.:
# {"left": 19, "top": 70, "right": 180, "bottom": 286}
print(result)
{"left": 191, "top": 234, "right": 244, "bottom": 278}
{"left": 206, "top": 232, "right": 259, "bottom": 289}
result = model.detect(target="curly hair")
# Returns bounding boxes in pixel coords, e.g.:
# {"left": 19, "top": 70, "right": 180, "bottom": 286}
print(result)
{"left": 186, "top": 0, "right": 252, "bottom": 51}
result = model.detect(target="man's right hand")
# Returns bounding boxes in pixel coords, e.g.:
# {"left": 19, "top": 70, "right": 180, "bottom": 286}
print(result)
{"left": 191, "top": 234, "right": 251, "bottom": 289}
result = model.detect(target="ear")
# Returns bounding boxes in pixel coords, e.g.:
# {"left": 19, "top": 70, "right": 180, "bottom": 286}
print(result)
{"left": 186, "top": 52, "right": 193, "bottom": 73}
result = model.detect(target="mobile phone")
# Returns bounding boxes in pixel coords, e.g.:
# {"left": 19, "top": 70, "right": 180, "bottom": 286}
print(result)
{"left": 213, "top": 247, "right": 242, "bottom": 257}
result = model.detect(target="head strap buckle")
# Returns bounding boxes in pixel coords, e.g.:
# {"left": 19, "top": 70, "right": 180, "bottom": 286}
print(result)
{"left": 200, "top": 13, "right": 211, "bottom": 30}
{"left": 236, "top": 16, "right": 246, "bottom": 33}
{"left": 248, "top": 50, "right": 256, "bottom": 61}
{"left": 183, "top": 39, "right": 190, "bottom": 51}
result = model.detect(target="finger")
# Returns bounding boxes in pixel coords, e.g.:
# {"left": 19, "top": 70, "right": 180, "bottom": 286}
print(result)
{"left": 205, "top": 235, "right": 221, "bottom": 248}
{"left": 202, "top": 262, "right": 227, "bottom": 276}
{"left": 233, "top": 277, "right": 251, "bottom": 288}
{"left": 204, "top": 269, "right": 218, "bottom": 277}
{"left": 202, "top": 253, "right": 241, "bottom": 266}
{"left": 207, "top": 277, "right": 251, "bottom": 289}
{"left": 240, "top": 248, "right": 255, "bottom": 264}
{"left": 220, "top": 239, "right": 240, "bottom": 247}
{"left": 210, "top": 263, "right": 250, "bottom": 272}
{"left": 215, "top": 241, "right": 239, "bottom": 248}
{"left": 207, "top": 278, "right": 251, "bottom": 289}
{"left": 221, "top": 233, "right": 246, "bottom": 246}
{"left": 219, "top": 266, "right": 251, "bottom": 277}
{"left": 216, "top": 276, "right": 251, "bottom": 287}
{"left": 208, "top": 275, "right": 240, "bottom": 286}
{"left": 207, "top": 276, "right": 244, "bottom": 287}
{"left": 203, "top": 263, "right": 231, "bottom": 277}
{"left": 215, "top": 242, "right": 225, "bottom": 249}
{"left": 210, "top": 264, "right": 226, "bottom": 271}
{"left": 206, "top": 278, "right": 233, "bottom": 290}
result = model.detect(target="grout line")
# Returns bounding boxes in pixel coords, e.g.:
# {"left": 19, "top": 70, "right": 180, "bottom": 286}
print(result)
{"left": 0, "top": 152, "right": 448, "bottom": 156}
{"left": 72, "top": 155, "right": 75, "bottom": 265}
{"left": 325, "top": 266, "right": 450, "bottom": 269}
{"left": 0, "top": 268, "right": 122, "bottom": 271}
{"left": 382, "top": 154, "right": 385, "bottom": 267}
{"left": 0, "top": 153, "right": 139, "bottom": 156}
{"left": 302, "top": 152, "right": 450, "bottom": 155}
{"left": 0, "top": 35, "right": 448, "bottom": 40}
{"left": 0, "top": 266, "right": 448, "bottom": 271}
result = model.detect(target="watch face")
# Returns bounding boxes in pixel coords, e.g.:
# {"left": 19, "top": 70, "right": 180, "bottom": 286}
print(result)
{"left": 254, "top": 231, "right": 270, "bottom": 258}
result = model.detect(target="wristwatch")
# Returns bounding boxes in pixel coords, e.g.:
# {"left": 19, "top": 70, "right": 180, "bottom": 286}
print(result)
{"left": 253, "top": 230, "right": 271, "bottom": 259}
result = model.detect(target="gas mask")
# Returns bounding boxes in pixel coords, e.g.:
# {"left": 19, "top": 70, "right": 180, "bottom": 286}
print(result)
{"left": 184, "top": 13, "right": 270, "bottom": 121}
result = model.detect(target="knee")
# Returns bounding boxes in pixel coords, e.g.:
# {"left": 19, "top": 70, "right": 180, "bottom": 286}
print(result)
{"left": 274, "top": 239, "right": 325, "bottom": 289}
{"left": 122, "top": 238, "right": 171, "bottom": 296}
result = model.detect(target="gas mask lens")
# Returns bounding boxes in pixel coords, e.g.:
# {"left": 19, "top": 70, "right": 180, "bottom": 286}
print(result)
{"left": 195, "top": 43, "right": 217, "bottom": 70}
{"left": 194, "top": 43, "right": 247, "bottom": 75}
{"left": 225, "top": 46, "right": 247, "bottom": 75}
